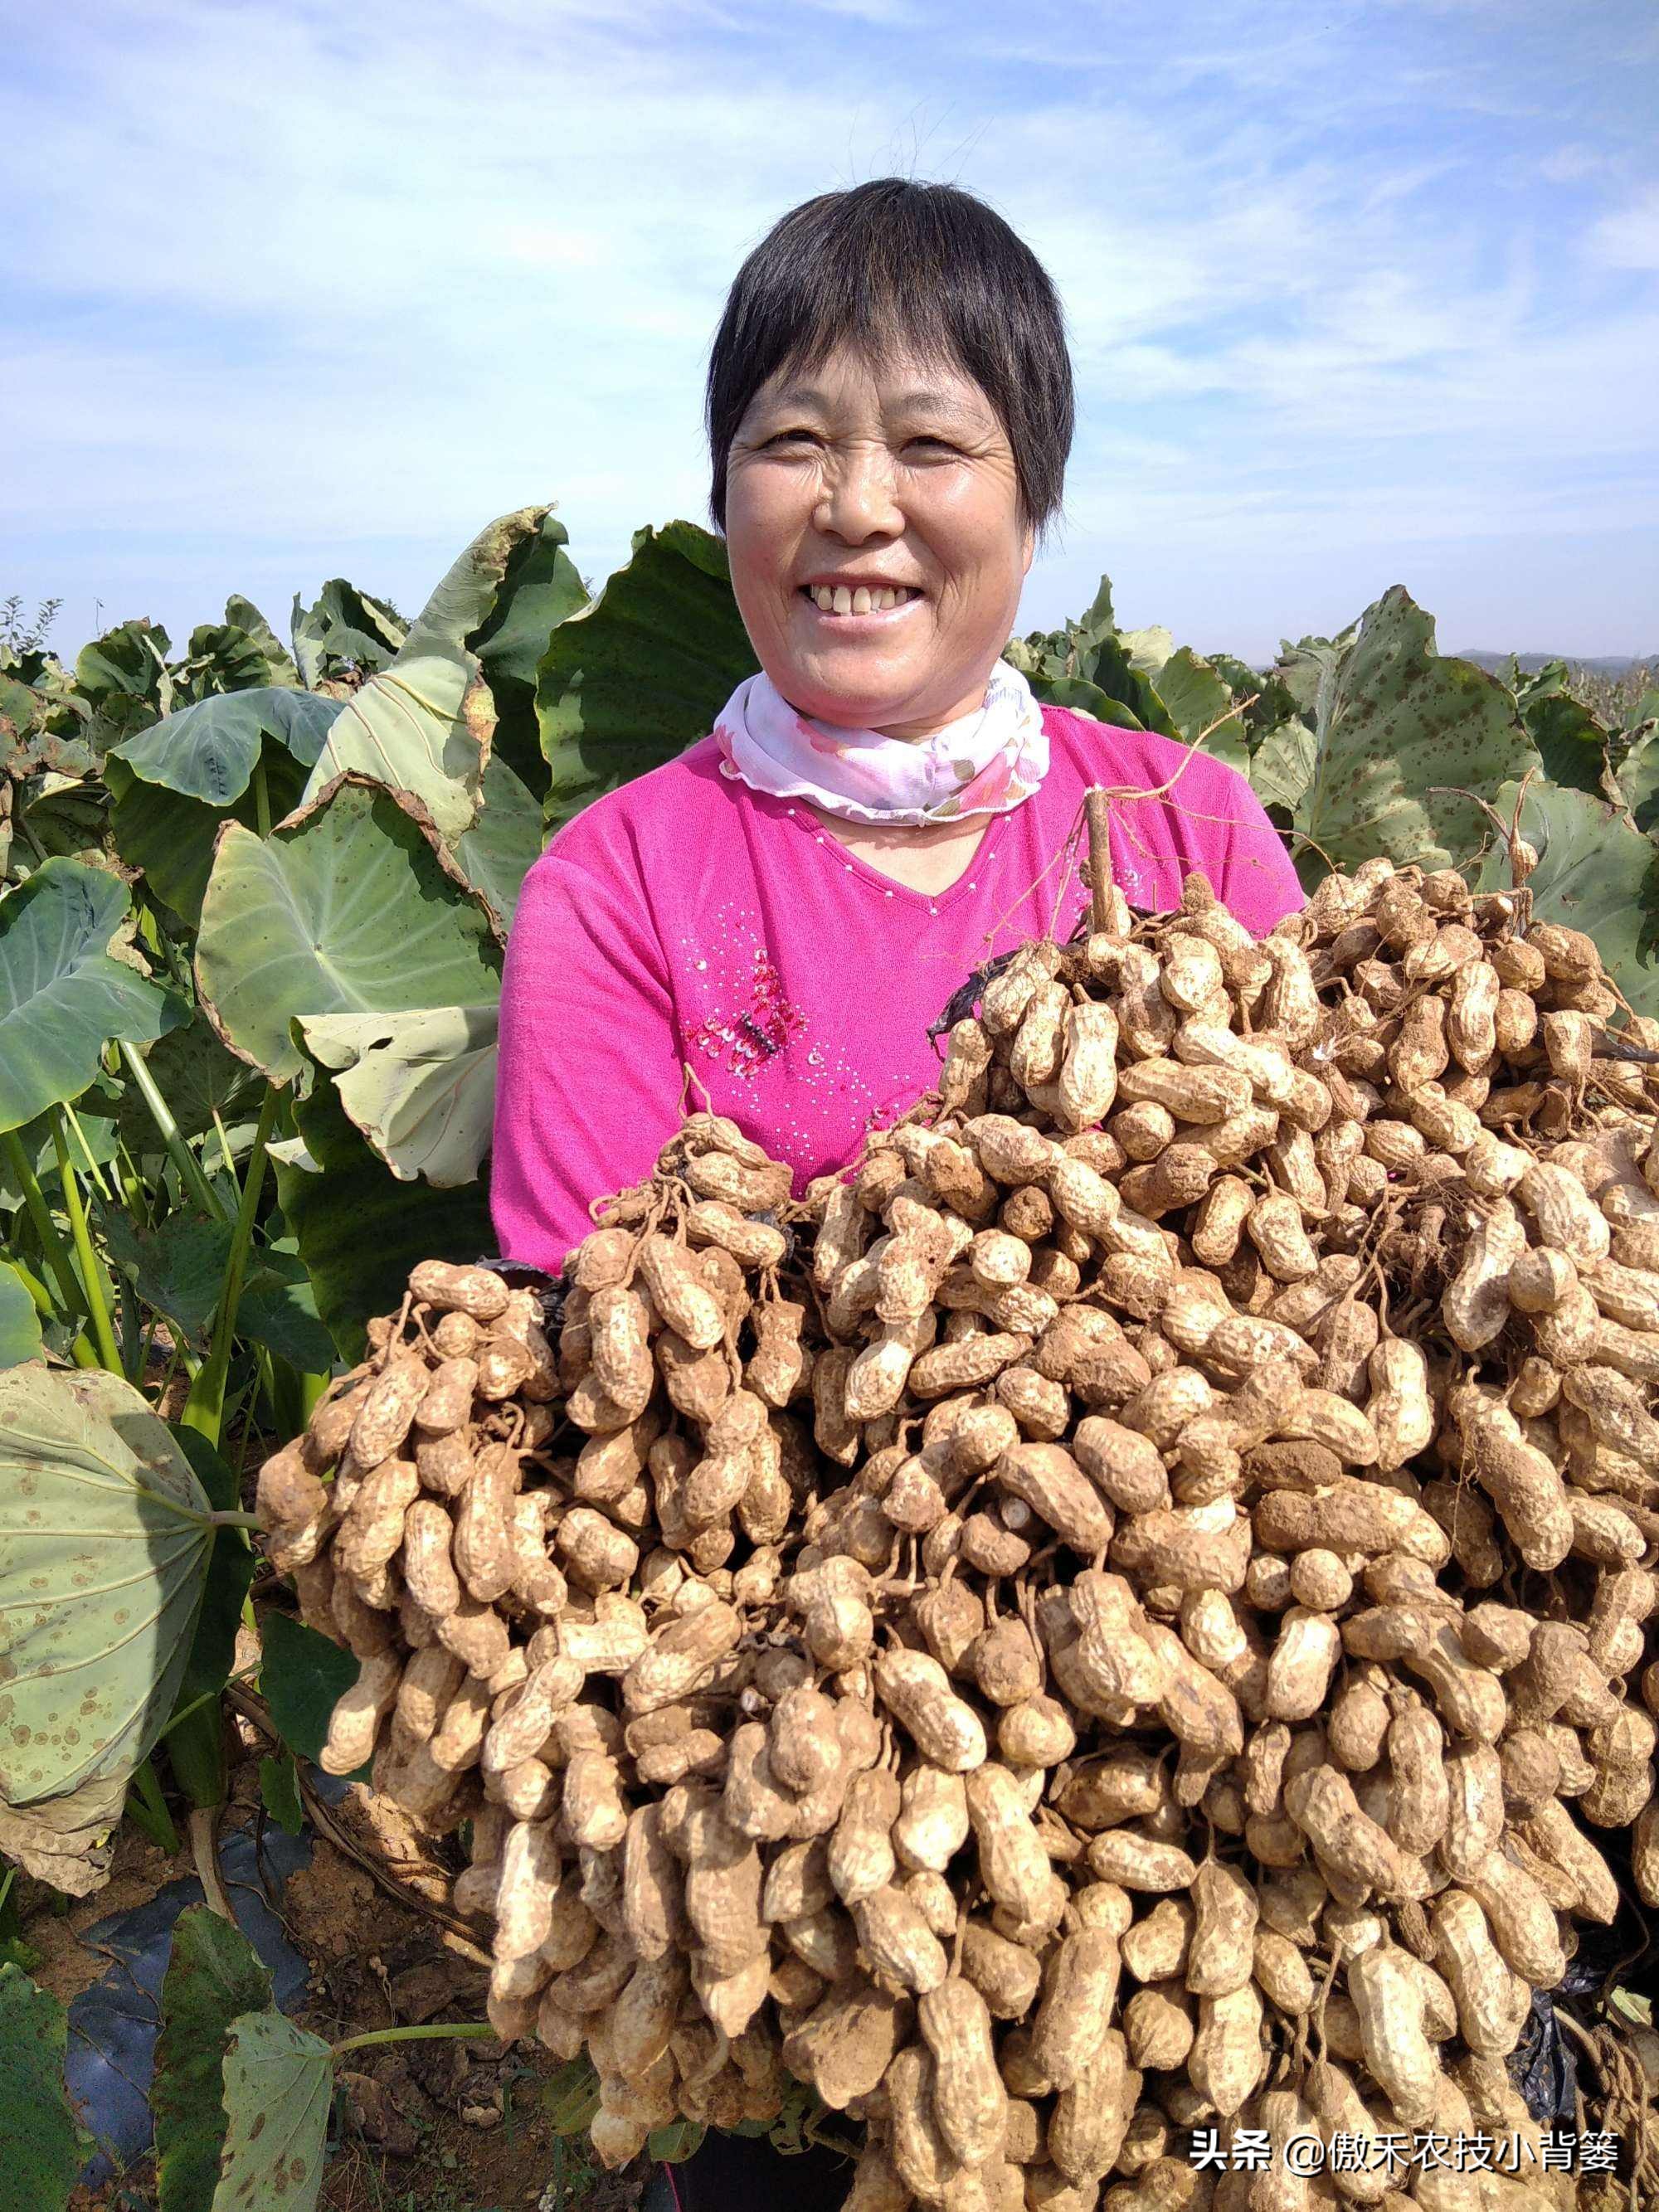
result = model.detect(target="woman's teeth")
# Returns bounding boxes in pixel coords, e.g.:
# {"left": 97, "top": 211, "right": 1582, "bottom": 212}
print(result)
{"left": 804, "top": 584, "right": 913, "bottom": 615}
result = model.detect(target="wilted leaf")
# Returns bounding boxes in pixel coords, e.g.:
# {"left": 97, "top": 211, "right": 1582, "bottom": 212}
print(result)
{"left": 0, "top": 1261, "right": 44, "bottom": 1369}
{"left": 0, "top": 858, "right": 182, "bottom": 1132}
{"left": 303, "top": 508, "right": 549, "bottom": 840}
{"left": 1473, "top": 780, "right": 1659, "bottom": 1016}
{"left": 296, "top": 1003, "right": 499, "bottom": 1186}
{"left": 538, "top": 520, "right": 757, "bottom": 825}
{"left": 154, "top": 1906, "right": 275, "bottom": 2212}
{"left": 212, "top": 2010, "right": 331, "bottom": 2212}
{"left": 195, "top": 778, "right": 499, "bottom": 1088}
{"left": 0, "top": 1366, "right": 216, "bottom": 1802}
{"left": 0, "top": 1962, "right": 89, "bottom": 2208}
{"left": 0, "top": 1771, "right": 128, "bottom": 1895}
{"left": 1272, "top": 589, "right": 1542, "bottom": 871}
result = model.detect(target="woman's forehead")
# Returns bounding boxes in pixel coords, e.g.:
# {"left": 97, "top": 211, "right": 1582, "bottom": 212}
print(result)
{"left": 747, "top": 348, "right": 995, "bottom": 421}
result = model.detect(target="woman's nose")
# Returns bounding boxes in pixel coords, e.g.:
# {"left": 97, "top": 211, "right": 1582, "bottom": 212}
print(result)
{"left": 813, "top": 441, "right": 902, "bottom": 542}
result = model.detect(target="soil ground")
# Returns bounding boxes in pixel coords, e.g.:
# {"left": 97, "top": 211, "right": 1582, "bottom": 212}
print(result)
{"left": 23, "top": 1719, "right": 649, "bottom": 2212}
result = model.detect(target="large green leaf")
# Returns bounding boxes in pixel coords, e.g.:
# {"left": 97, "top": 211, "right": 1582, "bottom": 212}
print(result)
{"left": 1151, "top": 647, "right": 1251, "bottom": 772}
{"left": 1027, "top": 675, "right": 1146, "bottom": 731}
{"left": 116, "top": 1018, "right": 265, "bottom": 1149}
{"left": 102, "top": 1209, "right": 234, "bottom": 1343}
{"left": 73, "top": 618, "right": 171, "bottom": 752}
{"left": 0, "top": 858, "right": 182, "bottom": 1133}
{"left": 154, "top": 1908, "right": 275, "bottom": 2212}
{"left": 0, "top": 1963, "right": 87, "bottom": 2209}
{"left": 1249, "top": 717, "right": 1317, "bottom": 819}
{"left": 195, "top": 778, "right": 500, "bottom": 1087}
{"left": 277, "top": 1077, "right": 492, "bottom": 1359}
{"left": 258, "top": 1610, "right": 362, "bottom": 1772}
{"left": 112, "top": 689, "right": 341, "bottom": 806}
{"left": 1617, "top": 731, "right": 1659, "bottom": 834}
{"left": 289, "top": 581, "right": 406, "bottom": 689}
{"left": 0, "top": 1366, "right": 216, "bottom": 1802}
{"left": 469, "top": 509, "right": 587, "bottom": 789}
{"left": 0, "top": 1262, "right": 44, "bottom": 1369}
{"left": 1275, "top": 588, "right": 1541, "bottom": 872}
{"left": 212, "top": 2010, "right": 331, "bottom": 2212}
{"left": 1512, "top": 662, "right": 1611, "bottom": 795}
{"left": 298, "top": 1003, "right": 499, "bottom": 1186}
{"left": 451, "top": 753, "right": 543, "bottom": 937}
{"left": 235, "top": 1248, "right": 337, "bottom": 1373}
{"left": 106, "top": 746, "right": 313, "bottom": 928}
{"left": 537, "top": 520, "right": 758, "bottom": 825}
{"left": 303, "top": 508, "right": 549, "bottom": 841}
{"left": 222, "top": 598, "right": 300, "bottom": 688}
{"left": 1473, "top": 779, "right": 1659, "bottom": 1015}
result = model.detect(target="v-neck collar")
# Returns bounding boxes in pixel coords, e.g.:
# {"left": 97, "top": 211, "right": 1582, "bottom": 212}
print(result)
{"left": 766, "top": 790, "right": 1014, "bottom": 915}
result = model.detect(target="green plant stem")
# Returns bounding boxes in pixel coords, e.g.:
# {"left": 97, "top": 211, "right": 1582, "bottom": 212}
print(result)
{"left": 158, "top": 1664, "right": 260, "bottom": 1744}
{"left": 253, "top": 756, "right": 273, "bottom": 839}
{"left": 126, "top": 1758, "right": 180, "bottom": 1855}
{"left": 182, "top": 1084, "right": 281, "bottom": 1445}
{"left": 48, "top": 1116, "right": 123, "bottom": 1373}
{"left": 2, "top": 1126, "right": 89, "bottom": 1324}
{"left": 211, "top": 1106, "right": 239, "bottom": 1191}
{"left": 63, "top": 1101, "right": 114, "bottom": 1201}
{"left": 331, "top": 2023, "right": 499, "bottom": 2060}
{"left": 115, "top": 1138, "right": 150, "bottom": 1228}
{"left": 119, "top": 1043, "right": 228, "bottom": 1222}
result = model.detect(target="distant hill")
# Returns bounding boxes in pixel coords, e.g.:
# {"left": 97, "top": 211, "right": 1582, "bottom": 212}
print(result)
{"left": 1455, "top": 650, "right": 1656, "bottom": 675}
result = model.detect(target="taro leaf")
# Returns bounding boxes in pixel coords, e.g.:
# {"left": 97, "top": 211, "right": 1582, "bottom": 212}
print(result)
{"left": 154, "top": 1906, "right": 275, "bottom": 2212}
{"left": 451, "top": 753, "right": 544, "bottom": 938}
{"left": 235, "top": 1249, "right": 336, "bottom": 1373}
{"left": 296, "top": 1003, "right": 499, "bottom": 1186}
{"left": 1026, "top": 675, "right": 1146, "bottom": 731}
{"left": 73, "top": 619, "right": 171, "bottom": 752}
{"left": 106, "top": 745, "right": 313, "bottom": 929}
{"left": 303, "top": 508, "right": 549, "bottom": 842}
{"left": 0, "top": 1261, "right": 44, "bottom": 1369}
{"left": 1473, "top": 780, "right": 1659, "bottom": 1016}
{"left": 538, "top": 520, "right": 758, "bottom": 826}
{"left": 112, "top": 690, "right": 342, "bottom": 808}
{"left": 1617, "top": 732, "right": 1659, "bottom": 834}
{"left": 1119, "top": 624, "right": 1175, "bottom": 680}
{"left": 258, "top": 1611, "right": 365, "bottom": 1776}
{"left": 1513, "top": 664, "right": 1610, "bottom": 796}
{"left": 0, "top": 1962, "right": 88, "bottom": 2209}
{"left": 116, "top": 1018, "right": 265, "bottom": 1149}
{"left": 223, "top": 598, "right": 300, "bottom": 688}
{"left": 0, "top": 858, "right": 182, "bottom": 1135}
{"left": 1070, "top": 636, "right": 1176, "bottom": 738}
{"left": 168, "top": 1427, "right": 252, "bottom": 1710}
{"left": 1276, "top": 587, "right": 1541, "bottom": 872}
{"left": 102, "top": 1210, "right": 234, "bottom": 1343}
{"left": 289, "top": 580, "right": 406, "bottom": 690}
{"left": 212, "top": 2010, "right": 331, "bottom": 2212}
{"left": 1151, "top": 648, "right": 1251, "bottom": 773}
{"left": 468, "top": 509, "right": 587, "bottom": 790}
{"left": 17, "top": 771, "right": 107, "bottom": 861}
{"left": 0, "top": 1366, "right": 217, "bottom": 1802}
{"left": 195, "top": 778, "right": 500, "bottom": 1088}
{"left": 277, "top": 1077, "right": 491, "bottom": 1360}
{"left": 1249, "top": 718, "right": 1317, "bottom": 821}
{"left": 258, "top": 1753, "right": 304, "bottom": 1835}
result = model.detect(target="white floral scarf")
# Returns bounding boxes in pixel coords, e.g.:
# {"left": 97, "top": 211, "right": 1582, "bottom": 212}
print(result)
{"left": 710, "top": 660, "right": 1048, "bottom": 827}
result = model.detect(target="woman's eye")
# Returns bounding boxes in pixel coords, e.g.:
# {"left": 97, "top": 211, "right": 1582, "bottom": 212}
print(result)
{"left": 908, "top": 435, "right": 959, "bottom": 454}
{"left": 767, "top": 428, "right": 817, "bottom": 447}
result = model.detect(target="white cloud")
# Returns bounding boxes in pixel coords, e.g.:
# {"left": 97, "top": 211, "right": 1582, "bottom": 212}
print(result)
{"left": 2, "top": 0, "right": 1656, "bottom": 663}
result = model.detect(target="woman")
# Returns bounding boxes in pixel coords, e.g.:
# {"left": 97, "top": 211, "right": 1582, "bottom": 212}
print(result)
{"left": 489, "top": 178, "right": 1301, "bottom": 2209}
{"left": 491, "top": 177, "right": 1302, "bottom": 1281}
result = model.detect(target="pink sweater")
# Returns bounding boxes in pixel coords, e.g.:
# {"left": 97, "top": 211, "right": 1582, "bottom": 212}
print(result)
{"left": 490, "top": 706, "right": 1304, "bottom": 1273}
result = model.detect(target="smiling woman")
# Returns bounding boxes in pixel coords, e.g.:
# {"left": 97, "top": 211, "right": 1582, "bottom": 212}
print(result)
{"left": 489, "top": 178, "right": 1302, "bottom": 1285}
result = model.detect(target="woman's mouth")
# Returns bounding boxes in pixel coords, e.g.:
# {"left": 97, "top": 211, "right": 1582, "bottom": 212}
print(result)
{"left": 798, "top": 583, "right": 922, "bottom": 619}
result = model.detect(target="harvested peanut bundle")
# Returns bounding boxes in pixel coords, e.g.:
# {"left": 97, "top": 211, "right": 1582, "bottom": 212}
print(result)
{"left": 260, "top": 862, "right": 1659, "bottom": 2201}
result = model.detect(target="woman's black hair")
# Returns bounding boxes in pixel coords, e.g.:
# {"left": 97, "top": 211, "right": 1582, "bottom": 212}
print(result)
{"left": 705, "top": 178, "right": 1073, "bottom": 537}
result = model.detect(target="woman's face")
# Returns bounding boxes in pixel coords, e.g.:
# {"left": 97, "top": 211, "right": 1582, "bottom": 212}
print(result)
{"left": 723, "top": 342, "right": 1034, "bottom": 738}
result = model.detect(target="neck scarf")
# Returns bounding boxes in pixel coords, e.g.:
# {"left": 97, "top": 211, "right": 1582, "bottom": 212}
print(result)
{"left": 710, "top": 659, "right": 1048, "bottom": 827}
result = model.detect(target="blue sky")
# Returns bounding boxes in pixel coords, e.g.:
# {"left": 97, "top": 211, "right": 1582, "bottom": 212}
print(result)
{"left": 4, "top": 0, "right": 1657, "bottom": 664}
